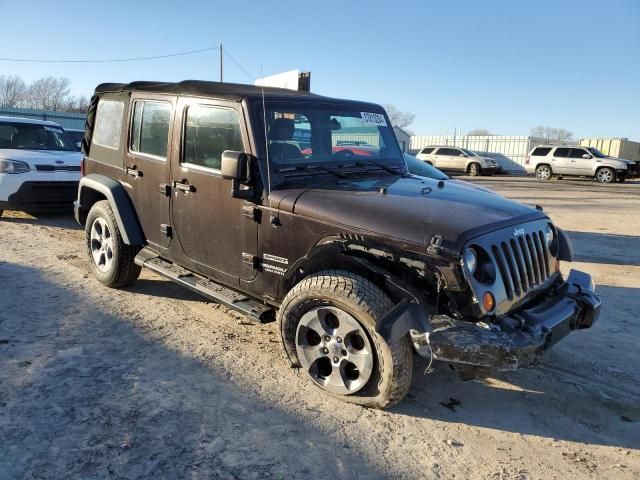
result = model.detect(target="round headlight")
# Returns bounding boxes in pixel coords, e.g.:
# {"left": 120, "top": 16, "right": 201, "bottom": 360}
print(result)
{"left": 544, "top": 224, "right": 554, "bottom": 248}
{"left": 464, "top": 248, "right": 478, "bottom": 274}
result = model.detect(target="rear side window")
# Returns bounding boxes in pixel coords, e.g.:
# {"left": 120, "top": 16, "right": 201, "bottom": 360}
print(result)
{"left": 421, "top": 147, "right": 435, "bottom": 154}
{"left": 531, "top": 147, "right": 551, "bottom": 156}
{"left": 183, "top": 105, "right": 243, "bottom": 170}
{"left": 554, "top": 148, "right": 570, "bottom": 158}
{"left": 130, "top": 100, "right": 172, "bottom": 159}
{"left": 93, "top": 99, "right": 124, "bottom": 150}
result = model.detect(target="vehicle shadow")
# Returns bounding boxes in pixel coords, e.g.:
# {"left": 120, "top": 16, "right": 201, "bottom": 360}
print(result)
{"left": 565, "top": 230, "right": 640, "bottom": 266}
{"left": 0, "top": 262, "right": 386, "bottom": 479}
{"left": 0, "top": 210, "right": 80, "bottom": 229}
{"left": 395, "top": 283, "right": 640, "bottom": 450}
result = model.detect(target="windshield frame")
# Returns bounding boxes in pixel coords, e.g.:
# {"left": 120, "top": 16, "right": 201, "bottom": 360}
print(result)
{"left": 0, "top": 121, "right": 77, "bottom": 152}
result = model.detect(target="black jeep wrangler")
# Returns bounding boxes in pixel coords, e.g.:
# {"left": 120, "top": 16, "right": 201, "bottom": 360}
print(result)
{"left": 75, "top": 80, "right": 600, "bottom": 409}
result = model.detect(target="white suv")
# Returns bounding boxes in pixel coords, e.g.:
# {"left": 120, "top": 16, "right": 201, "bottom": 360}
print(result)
{"left": 525, "top": 145, "right": 637, "bottom": 183}
{"left": 0, "top": 116, "right": 82, "bottom": 217}
{"left": 415, "top": 146, "right": 499, "bottom": 176}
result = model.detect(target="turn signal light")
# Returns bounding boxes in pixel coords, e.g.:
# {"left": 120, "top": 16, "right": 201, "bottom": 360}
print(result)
{"left": 483, "top": 292, "right": 495, "bottom": 311}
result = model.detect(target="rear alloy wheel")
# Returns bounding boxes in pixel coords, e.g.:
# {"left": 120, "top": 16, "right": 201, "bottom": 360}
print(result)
{"left": 279, "top": 270, "right": 413, "bottom": 409}
{"left": 536, "top": 164, "right": 552, "bottom": 181}
{"left": 468, "top": 163, "right": 481, "bottom": 176}
{"left": 85, "top": 200, "right": 141, "bottom": 288}
{"left": 596, "top": 167, "right": 615, "bottom": 184}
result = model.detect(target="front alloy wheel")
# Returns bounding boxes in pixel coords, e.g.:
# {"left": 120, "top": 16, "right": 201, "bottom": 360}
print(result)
{"left": 295, "top": 306, "right": 374, "bottom": 395}
{"left": 596, "top": 167, "right": 615, "bottom": 183}
{"left": 90, "top": 217, "right": 114, "bottom": 273}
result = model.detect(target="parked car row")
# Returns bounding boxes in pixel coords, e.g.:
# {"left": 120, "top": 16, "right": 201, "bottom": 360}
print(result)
{"left": 415, "top": 146, "right": 500, "bottom": 176}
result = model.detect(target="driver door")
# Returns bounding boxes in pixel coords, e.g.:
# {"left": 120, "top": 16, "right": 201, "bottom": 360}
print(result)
{"left": 170, "top": 97, "right": 257, "bottom": 285}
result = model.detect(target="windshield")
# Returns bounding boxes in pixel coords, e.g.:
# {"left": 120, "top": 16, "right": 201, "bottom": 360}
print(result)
{"left": 587, "top": 147, "right": 607, "bottom": 158}
{"left": 257, "top": 104, "right": 404, "bottom": 171}
{"left": 0, "top": 121, "right": 76, "bottom": 151}
{"left": 461, "top": 148, "right": 478, "bottom": 157}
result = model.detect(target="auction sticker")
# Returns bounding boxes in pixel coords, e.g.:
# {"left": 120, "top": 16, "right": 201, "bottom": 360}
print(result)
{"left": 361, "top": 112, "right": 387, "bottom": 127}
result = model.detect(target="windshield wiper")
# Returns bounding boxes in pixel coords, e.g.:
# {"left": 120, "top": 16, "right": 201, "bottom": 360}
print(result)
{"left": 280, "top": 164, "right": 347, "bottom": 179}
{"left": 356, "top": 160, "right": 404, "bottom": 175}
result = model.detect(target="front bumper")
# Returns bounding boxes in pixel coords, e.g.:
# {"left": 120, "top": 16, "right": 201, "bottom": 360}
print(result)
{"left": 0, "top": 180, "right": 79, "bottom": 211}
{"left": 411, "top": 269, "right": 601, "bottom": 370}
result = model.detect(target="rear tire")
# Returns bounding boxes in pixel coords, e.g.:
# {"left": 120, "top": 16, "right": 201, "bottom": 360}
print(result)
{"left": 535, "top": 164, "right": 552, "bottom": 181}
{"left": 596, "top": 167, "right": 615, "bottom": 184}
{"left": 85, "top": 200, "right": 141, "bottom": 288}
{"left": 468, "top": 163, "right": 481, "bottom": 176}
{"left": 278, "top": 270, "right": 413, "bottom": 409}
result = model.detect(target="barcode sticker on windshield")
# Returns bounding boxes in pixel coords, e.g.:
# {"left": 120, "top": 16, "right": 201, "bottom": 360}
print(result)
{"left": 361, "top": 112, "right": 387, "bottom": 127}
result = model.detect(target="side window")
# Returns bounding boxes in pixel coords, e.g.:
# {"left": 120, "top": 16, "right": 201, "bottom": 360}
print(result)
{"left": 93, "top": 99, "right": 124, "bottom": 150}
{"left": 570, "top": 148, "right": 589, "bottom": 158}
{"left": 130, "top": 100, "right": 171, "bottom": 159}
{"left": 183, "top": 105, "right": 243, "bottom": 170}
{"left": 554, "top": 148, "right": 570, "bottom": 158}
{"left": 532, "top": 147, "right": 552, "bottom": 156}
{"left": 421, "top": 147, "right": 434, "bottom": 154}
{"left": 438, "top": 148, "right": 459, "bottom": 156}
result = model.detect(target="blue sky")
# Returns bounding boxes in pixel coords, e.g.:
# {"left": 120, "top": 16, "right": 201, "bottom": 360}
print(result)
{"left": 1, "top": 0, "right": 638, "bottom": 139}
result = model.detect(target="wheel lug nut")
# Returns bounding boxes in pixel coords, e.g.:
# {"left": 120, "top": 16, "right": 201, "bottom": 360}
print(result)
{"left": 341, "top": 349, "right": 348, "bottom": 356}
{"left": 324, "top": 335, "right": 331, "bottom": 342}
{"left": 333, "top": 356, "right": 339, "bottom": 363}
{"left": 336, "top": 337, "right": 342, "bottom": 343}
{"left": 322, "top": 347, "right": 329, "bottom": 354}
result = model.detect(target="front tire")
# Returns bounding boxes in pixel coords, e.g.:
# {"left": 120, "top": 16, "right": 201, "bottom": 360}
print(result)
{"left": 596, "top": 167, "right": 615, "bottom": 184}
{"left": 468, "top": 163, "right": 481, "bottom": 176}
{"left": 278, "top": 270, "right": 413, "bottom": 409}
{"left": 85, "top": 200, "right": 141, "bottom": 288}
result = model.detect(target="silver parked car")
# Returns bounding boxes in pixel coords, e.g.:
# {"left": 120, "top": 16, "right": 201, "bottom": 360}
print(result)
{"left": 415, "top": 146, "right": 499, "bottom": 176}
{"left": 525, "top": 145, "right": 638, "bottom": 183}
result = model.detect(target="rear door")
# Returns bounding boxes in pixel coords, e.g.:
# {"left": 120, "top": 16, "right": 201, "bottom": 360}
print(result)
{"left": 125, "top": 95, "right": 175, "bottom": 250}
{"left": 436, "top": 147, "right": 462, "bottom": 170}
{"left": 170, "top": 97, "right": 257, "bottom": 285}
{"left": 551, "top": 147, "right": 571, "bottom": 174}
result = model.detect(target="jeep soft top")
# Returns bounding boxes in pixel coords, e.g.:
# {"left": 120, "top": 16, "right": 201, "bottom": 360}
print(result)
{"left": 75, "top": 80, "right": 600, "bottom": 409}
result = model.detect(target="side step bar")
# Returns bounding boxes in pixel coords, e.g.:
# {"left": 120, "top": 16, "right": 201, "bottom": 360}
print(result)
{"left": 134, "top": 248, "right": 275, "bottom": 323}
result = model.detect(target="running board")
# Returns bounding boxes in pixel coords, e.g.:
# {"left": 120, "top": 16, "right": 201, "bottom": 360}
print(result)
{"left": 134, "top": 248, "right": 275, "bottom": 323}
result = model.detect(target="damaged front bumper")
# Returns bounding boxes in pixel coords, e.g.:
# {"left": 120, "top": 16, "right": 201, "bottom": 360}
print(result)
{"left": 380, "top": 269, "right": 601, "bottom": 371}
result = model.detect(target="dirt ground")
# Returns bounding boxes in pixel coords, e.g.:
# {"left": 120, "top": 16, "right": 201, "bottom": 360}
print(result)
{"left": 1, "top": 176, "right": 639, "bottom": 479}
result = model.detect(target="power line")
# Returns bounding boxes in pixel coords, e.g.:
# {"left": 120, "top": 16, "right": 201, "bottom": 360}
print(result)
{"left": 223, "top": 49, "right": 257, "bottom": 81}
{"left": 0, "top": 46, "right": 219, "bottom": 63}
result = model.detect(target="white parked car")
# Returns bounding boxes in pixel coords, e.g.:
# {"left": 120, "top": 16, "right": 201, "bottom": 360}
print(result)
{"left": 415, "top": 146, "right": 500, "bottom": 176}
{"left": 525, "top": 145, "right": 638, "bottom": 183}
{"left": 0, "top": 116, "right": 82, "bottom": 217}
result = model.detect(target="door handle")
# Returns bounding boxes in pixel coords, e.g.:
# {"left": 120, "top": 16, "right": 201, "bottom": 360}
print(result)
{"left": 125, "top": 166, "right": 143, "bottom": 178}
{"left": 172, "top": 181, "right": 195, "bottom": 193}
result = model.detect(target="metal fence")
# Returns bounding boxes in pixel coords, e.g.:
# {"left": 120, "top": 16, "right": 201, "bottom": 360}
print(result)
{"left": 409, "top": 135, "right": 560, "bottom": 172}
{"left": 0, "top": 107, "right": 87, "bottom": 130}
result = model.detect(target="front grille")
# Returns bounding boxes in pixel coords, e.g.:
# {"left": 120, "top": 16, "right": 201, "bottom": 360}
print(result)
{"left": 491, "top": 230, "right": 551, "bottom": 300}
{"left": 35, "top": 164, "right": 80, "bottom": 172}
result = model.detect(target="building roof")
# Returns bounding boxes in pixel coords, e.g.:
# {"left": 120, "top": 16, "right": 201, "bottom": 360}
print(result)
{"left": 0, "top": 115, "right": 62, "bottom": 127}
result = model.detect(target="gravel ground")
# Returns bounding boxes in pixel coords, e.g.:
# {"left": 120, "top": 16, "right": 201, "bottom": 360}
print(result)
{"left": 0, "top": 176, "right": 639, "bottom": 479}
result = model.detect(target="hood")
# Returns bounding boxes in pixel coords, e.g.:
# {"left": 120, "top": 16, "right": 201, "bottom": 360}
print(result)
{"left": 0, "top": 148, "right": 82, "bottom": 165}
{"left": 271, "top": 175, "right": 545, "bottom": 252}
{"left": 614, "top": 157, "right": 636, "bottom": 165}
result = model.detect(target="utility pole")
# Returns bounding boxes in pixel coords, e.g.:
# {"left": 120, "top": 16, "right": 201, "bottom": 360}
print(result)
{"left": 220, "top": 42, "right": 223, "bottom": 82}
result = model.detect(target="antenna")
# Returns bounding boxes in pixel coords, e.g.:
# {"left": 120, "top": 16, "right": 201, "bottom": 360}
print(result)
{"left": 260, "top": 65, "right": 277, "bottom": 225}
{"left": 219, "top": 42, "right": 223, "bottom": 82}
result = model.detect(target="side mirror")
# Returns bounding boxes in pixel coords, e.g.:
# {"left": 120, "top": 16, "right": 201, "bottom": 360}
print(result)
{"left": 221, "top": 150, "right": 249, "bottom": 182}
{"left": 460, "top": 153, "right": 466, "bottom": 157}
{"left": 75, "top": 141, "right": 82, "bottom": 150}
{"left": 582, "top": 153, "right": 592, "bottom": 159}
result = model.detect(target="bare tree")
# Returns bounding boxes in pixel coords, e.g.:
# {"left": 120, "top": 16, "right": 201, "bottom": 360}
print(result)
{"left": 0, "top": 75, "right": 27, "bottom": 108}
{"left": 63, "top": 95, "right": 90, "bottom": 113}
{"left": 25, "top": 77, "right": 72, "bottom": 111}
{"left": 467, "top": 128, "right": 494, "bottom": 136}
{"left": 531, "top": 126, "right": 574, "bottom": 142}
{"left": 383, "top": 104, "right": 416, "bottom": 130}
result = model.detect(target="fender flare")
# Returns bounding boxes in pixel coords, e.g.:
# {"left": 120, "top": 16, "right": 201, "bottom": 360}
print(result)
{"left": 75, "top": 173, "right": 145, "bottom": 245}
{"left": 557, "top": 227, "right": 574, "bottom": 262}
